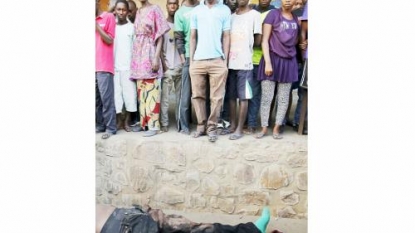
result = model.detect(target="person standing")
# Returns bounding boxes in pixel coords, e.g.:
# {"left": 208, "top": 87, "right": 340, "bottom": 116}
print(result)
{"left": 130, "top": 0, "right": 170, "bottom": 137}
{"left": 127, "top": 0, "right": 138, "bottom": 23}
{"left": 256, "top": 0, "right": 300, "bottom": 139}
{"left": 189, "top": 0, "right": 231, "bottom": 142}
{"left": 174, "top": 0, "right": 199, "bottom": 135}
{"left": 243, "top": 0, "right": 275, "bottom": 135}
{"left": 160, "top": 0, "right": 182, "bottom": 132}
{"left": 227, "top": 0, "right": 262, "bottom": 140}
{"left": 96, "top": 0, "right": 117, "bottom": 139}
{"left": 113, "top": 0, "right": 137, "bottom": 132}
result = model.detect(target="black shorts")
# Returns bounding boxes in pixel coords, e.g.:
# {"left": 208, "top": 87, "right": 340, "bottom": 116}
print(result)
{"left": 227, "top": 69, "right": 254, "bottom": 100}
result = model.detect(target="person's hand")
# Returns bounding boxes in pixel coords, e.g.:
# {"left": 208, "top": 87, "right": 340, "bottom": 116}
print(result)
{"left": 95, "top": 22, "right": 100, "bottom": 31}
{"left": 180, "top": 54, "right": 186, "bottom": 65}
{"left": 264, "top": 63, "right": 273, "bottom": 76}
{"left": 152, "top": 58, "right": 160, "bottom": 72}
{"left": 300, "top": 40, "right": 308, "bottom": 51}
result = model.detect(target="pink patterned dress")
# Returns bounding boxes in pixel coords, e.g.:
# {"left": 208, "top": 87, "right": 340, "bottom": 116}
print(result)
{"left": 130, "top": 4, "right": 170, "bottom": 80}
{"left": 130, "top": 4, "right": 170, "bottom": 131}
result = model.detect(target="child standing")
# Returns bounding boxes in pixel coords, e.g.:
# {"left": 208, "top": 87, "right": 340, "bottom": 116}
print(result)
{"left": 96, "top": 0, "right": 117, "bottom": 139}
{"left": 227, "top": 0, "right": 262, "bottom": 140}
{"left": 113, "top": 0, "right": 137, "bottom": 132}
{"left": 160, "top": 0, "right": 183, "bottom": 133}
{"left": 256, "top": 0, "right": 300, "bottom": 139}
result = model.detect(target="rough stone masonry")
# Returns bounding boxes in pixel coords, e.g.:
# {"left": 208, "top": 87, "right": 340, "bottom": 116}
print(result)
{"left": 96, "top": 131, "right": 308, "bottom": 220}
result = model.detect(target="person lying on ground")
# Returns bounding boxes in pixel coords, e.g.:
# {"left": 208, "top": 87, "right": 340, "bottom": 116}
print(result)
{"left": 96, "top": 204, "right": 271, "bottom": 233}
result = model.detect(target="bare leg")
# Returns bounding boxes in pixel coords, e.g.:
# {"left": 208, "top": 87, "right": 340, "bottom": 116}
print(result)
{"left": 229, "top": 99, "right": 237, "bottom": 132}
{"left": 123, "top": 112, "right": 132, "bottom": 132}
{"left": 116, "top": 113, "right": 123, "bottom": 130}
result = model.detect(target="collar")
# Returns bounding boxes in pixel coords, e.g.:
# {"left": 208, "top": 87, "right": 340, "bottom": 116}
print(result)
{"left": 201, "top": 0, "right": 223, "bottom": 6}
{"left": 96, "top": 11, "right": 108, "bottom": 19}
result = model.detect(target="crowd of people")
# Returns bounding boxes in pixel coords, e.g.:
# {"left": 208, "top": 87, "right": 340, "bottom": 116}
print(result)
{"left": 95, "top": 0, "right": 308, "bottom": 141}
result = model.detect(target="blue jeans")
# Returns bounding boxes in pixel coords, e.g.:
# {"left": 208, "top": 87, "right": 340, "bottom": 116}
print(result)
{"left": 177, "top": 58, "right": 192, "bottom": 132}
{"left": 293, "top": 62, "right": 307, "bottom": 124}
{"left": 293, "top": 87, "right": 307, "bottom": 124}
{"left": 96, "top": 72, "right": 117, "bottom": 134}
{"left": 246, "top": 65, "right": 261, "bottom": 128}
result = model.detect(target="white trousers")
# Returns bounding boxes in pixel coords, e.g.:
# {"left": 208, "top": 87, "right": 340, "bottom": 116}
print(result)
{"left": 114, "top": 70, "right": 137, "bottom": 113}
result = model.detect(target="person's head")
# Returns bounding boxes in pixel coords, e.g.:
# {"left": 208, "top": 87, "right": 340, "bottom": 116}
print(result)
{"left": 281, "top": 0, "right": 295, "bottom": 10}
{"left": 127, "top": 0, "right": 137, "bottom": 22}
{"left": 96, "top": 0, "right": 100, "bottom": 16}
{"left": 166, "top": 0, "right": 179, "bottom": 17}
{"left": 225, "top": 0, "right": 237, "bottom": 11}
{"left": 258, "top": 0, "right": 272, "bottom": 9}
{"left": 115, "top": 0, "right": 130, "bottom": 23}
{"left": 292, "top": 0, "right": 304, "bottom": 10}
{"left": 236, "top": 0, "right": 248, "bottom": 8}
{"left": 206, "top": 0, "right": 216, "bottom": 4}
{"left": 138, "top": 0, "right": 148, "bottom": 4}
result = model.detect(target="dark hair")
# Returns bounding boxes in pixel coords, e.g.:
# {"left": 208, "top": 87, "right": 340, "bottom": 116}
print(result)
{"left": 115, "top": 0, "right": 130, "bottom": 10}
{"left": 167, "top": 0, "right": 179, "bottom": 4}
{"left": 127, "top": 0, "right": 137, "bottom": 8}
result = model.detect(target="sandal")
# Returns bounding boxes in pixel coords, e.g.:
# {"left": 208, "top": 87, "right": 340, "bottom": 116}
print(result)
{"left": 192, "top": 131, "right": 206, "bottom": 138}
{"left": 208, "top": 133, "right": 218, "bottom": 142}
{"left": 123, "top": 125, "right": 131, "bottom": 132}
{"left": 255, "top": 132, "right": 266, "bottom": 139}
{"left": 180, "top": 129, "right": 190, "bottom": 135}
{"left": 161, "top": 126, "right": 169, "bottom": 132}
{"left": 143, "top": 130, "right": 158, "bottom": 137}
{"left": 229, "top": 133, "right": 243, "bottom": 140}
{"left": 102, "top": 132, "right": 113, "bottom": 139}
{"left": 272, "top": 133, "right": 283, "bottom": 139}
{"left": 220, "top": 128, "right": 235, "bottom": 135}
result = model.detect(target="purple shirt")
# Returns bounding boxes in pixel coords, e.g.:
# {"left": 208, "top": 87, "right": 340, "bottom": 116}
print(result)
{"left": 301, "top": 2, "right": 308, "bottom": 59}
{"left": 263, "top": 9, "right": 299, "bottom": 59}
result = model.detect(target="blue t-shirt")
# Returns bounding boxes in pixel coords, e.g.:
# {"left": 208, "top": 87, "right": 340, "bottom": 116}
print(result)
{"left": 190, "top": 1, "right": 231, "bottom": 60}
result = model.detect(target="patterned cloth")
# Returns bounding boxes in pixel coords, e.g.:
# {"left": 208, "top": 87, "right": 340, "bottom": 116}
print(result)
{"left": 130, "top": 4, "right": 170, "bottom": 80}
{"left": 137, "top": 79, "right": 161, "bottom": 130}
{"left": 260, "top": 80, "right": 291, "bottom": 126}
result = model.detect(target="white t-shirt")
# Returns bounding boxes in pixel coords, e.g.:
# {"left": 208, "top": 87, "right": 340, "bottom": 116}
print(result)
{"left": 114, "top": 22, "right": 134, "bottom": 71}
{"left": 228, "top": 10, "right": 262, "bottom": 70}
{"left": 163, "top": 22, "right": 182, "bottom": 69}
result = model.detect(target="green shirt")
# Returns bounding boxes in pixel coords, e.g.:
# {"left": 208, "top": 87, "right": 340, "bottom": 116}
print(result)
{"left": 252, "top": 10, "right": 272, "bottom": 65}
{"left": 174, "top": 5, "right": 195, "bottom": 58}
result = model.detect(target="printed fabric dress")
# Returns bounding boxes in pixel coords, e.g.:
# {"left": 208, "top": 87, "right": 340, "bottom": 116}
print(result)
{"left": 130, "top": 4, "right": 170, "bottom": 130}
{"left": 130, "top": 4, "right": 170, "bottom": 80}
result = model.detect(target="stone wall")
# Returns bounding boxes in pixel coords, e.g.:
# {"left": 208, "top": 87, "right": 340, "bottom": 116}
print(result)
{"left": 95, "top": 134, "right": 307, "bottom": 219}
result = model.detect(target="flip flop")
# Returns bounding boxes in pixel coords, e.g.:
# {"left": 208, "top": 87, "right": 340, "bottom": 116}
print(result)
{"left": 255, "top": 132, "right": 266, "bottom": 139}
{"left": 124, "top": 125, "right": 131, "bottom": 132}
{"left": 193, "top": 131, "right": 206, "bottom": 138}
{"left": 272, "top": 133, "right": 283, "bottom": 139}
{"left": 102, "top": 132, "right": 112, "bottom": 139}
{"left": 180, "top": 129, "right": 190, "bottom": 135}
{"left": 143, "top": 130, "right": 158, "bottom": 137}
{"left": 229, "top": 133, "right": 243, "bottom": 140}
{"left": 208, "top": 133, "right": 218, "bottom": 142}
{"left": 220, "top": 128, "right": 235, "bottom": 135}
